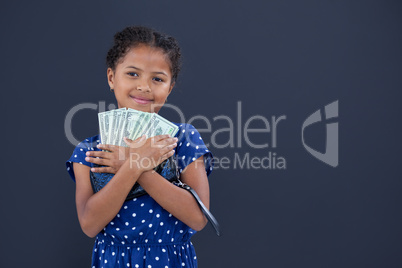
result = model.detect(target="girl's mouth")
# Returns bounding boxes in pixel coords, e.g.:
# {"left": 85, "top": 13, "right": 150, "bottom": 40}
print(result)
{"left": 131, "top": 96, "right": 153, "bottom": 105}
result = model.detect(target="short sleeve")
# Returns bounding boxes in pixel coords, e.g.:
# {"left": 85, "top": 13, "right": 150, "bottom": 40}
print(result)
{"left": 65, "top": 135, "right": 100, "bottom": 182}
{"left": 174, "top": 124, "right": 214, "bottom": 176}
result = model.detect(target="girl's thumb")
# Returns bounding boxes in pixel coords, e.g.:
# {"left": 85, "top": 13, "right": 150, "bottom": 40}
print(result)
{"left": 124, "top": 135, "right": 146, "bottom": 148}
{"left": 123, "top": 136, "right": 134, "bottom": 145}
{"left": 123, "top": 136, "right": 129, "bottom": 142}
{"left": 135, "top": 135, "right": 146, "bottom": 142}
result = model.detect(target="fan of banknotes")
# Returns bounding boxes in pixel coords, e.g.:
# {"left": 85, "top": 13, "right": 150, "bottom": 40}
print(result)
{"left": 98, "top": 108, "right": 179, "bottom": 147}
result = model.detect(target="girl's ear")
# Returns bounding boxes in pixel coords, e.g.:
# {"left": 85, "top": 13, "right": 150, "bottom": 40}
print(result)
{"left": 168, "top": 81, "right": 175, "bottom": 94}
{"left": 107, "top": 68, "right": 115, "bottom": 89}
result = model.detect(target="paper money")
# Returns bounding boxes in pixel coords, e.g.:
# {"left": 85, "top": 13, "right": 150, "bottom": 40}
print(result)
{"left": 129, "top": 112, "right": 151, "bottom": 140}
{"left": 102, "top": 111, "right": 111, "bottom": 144}
{"left": 122, "top": 109, "right": 142, "bottom": 146}
{"left": 151, "top": 115, "right": 179, "bottom": 137}
{"left": 97, "top": 107, "right": 179, "bottom": 146}
{"left": 113, "top": 108, "right": 127, "bottom": 146}
{"left": 98, "top": 112, "right": 106, "bottom": 144}
{"left": 141, "top": 113, "right": 178, "bottom": 138}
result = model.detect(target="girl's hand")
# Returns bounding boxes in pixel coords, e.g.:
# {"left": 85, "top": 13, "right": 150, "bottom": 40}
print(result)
{"left": 85, "top": 135, "right": 177, "bottom": 174}
{"left": 85, "top": 136, "right": 145, "bottom": 174}
{"left": 125, "top": 135, "right": 178, "bottom": 173}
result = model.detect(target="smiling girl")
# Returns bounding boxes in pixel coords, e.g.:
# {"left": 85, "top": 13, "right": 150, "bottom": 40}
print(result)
{"left": 66, "top": 26, "right": 214, "bottom": 268}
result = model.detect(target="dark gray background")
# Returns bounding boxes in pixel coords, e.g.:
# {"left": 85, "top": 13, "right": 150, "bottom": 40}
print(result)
{"left": 1, "top": 0, "right": 401, "bottom": 267}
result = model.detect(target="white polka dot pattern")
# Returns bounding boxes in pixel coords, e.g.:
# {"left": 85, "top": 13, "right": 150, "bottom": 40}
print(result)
{"left": 65, "top": 123, "right": 208, "bottom": 267}
{"left": 174, "top": 124, "right": 214, "bottom": 177}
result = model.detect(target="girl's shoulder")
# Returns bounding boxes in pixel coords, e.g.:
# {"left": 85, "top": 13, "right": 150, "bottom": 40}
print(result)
{"left": 173, "top": 123, "right": 202, "bottom": 139}
{"left": 173, "top": 123, "right": 207, "bottom": 149}
{"left": 66, "top": 134, "right": 101, "bottom": 182}
{"left": 75, "top": 134, "right": 101, "bottom": 150}
{"left": 172, "top": 123, "right": 214, "bottom": 176}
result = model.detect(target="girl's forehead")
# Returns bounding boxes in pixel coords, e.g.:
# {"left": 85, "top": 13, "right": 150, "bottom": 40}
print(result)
{"left": 125, "top": 45, "right": 166, "bottom": 62}
{"left": 118, "top": 45, "right": 171, "bottom": 73}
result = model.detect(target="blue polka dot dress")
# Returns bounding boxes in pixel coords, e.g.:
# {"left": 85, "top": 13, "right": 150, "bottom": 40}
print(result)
{"left": 66, "top": 123, "right": 214, "bottom": 268}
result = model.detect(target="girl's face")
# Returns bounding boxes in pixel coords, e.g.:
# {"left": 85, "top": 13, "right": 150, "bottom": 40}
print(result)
{"left": 107, "top": 45, "right": 174, "bottom": 113}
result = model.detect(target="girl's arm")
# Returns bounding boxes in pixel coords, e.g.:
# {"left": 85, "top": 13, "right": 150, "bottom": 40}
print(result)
{"left": 137, "top": 155, "right": 210, "bottom": 231}
{"left": 74, "top": 160, "right": 142, "bottom": 238}
{"left": 74, "top": 135, "right": 177, "bottom": 238}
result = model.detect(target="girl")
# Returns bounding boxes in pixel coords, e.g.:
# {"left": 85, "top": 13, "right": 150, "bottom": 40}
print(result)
{"left": 66, "top": 26, "right": 214, "bottom": 268}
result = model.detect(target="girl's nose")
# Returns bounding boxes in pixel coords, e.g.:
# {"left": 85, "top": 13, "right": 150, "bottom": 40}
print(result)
{"left": 136, "top": 80, "right": 151, "bottom": 92}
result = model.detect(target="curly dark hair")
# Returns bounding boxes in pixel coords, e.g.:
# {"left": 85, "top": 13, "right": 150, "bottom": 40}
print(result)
{"left": 106, "top": 25, "right": 182, "bottom": 84}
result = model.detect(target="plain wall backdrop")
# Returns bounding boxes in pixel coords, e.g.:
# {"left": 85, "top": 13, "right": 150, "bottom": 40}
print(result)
{"left": 1, "top": 0, "right": 401, "bottom": 267}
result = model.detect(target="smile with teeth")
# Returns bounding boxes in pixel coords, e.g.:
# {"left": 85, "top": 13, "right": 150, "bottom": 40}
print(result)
{"left": 130, "top": 96, "right": 153, "bottom": 104}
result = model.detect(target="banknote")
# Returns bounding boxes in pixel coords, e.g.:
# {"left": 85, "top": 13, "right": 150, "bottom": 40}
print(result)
{"left": 113, "top": 108, "right": 127, "bottom": 146}
{"left": 130, "top": 112, "right": 153, "bottom": 140}
{"left": 97, "top": 107, "right": 179, "bottom": 147}
{"left": 102, "top": 111, "right": 111, "bottom": 144}
{"left": 122, "top": 108, "right": 142, "bottom": 146}
{"left": 138, "top": 113, "right": 157, "bottom": 138}
{"left": 98, "top": 112, "right": 106, "bottom": 144}
{"left": 150, "top": 115, "right": 179, "bottom": 137}
{"left": 141, "top": 113, "right": 178, "bottom": 138}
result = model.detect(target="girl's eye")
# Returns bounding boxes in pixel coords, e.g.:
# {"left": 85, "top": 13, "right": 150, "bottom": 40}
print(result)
{"left": 153, "top": 77, "right": 164, "bottom": 82}
{"left": 128, "top": 72, "right": 138, "bottom": 77}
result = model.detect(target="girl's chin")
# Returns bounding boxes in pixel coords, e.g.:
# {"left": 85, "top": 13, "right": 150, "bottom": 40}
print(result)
{"left": 118, "top": 104, "right": 160, "bottom": 113}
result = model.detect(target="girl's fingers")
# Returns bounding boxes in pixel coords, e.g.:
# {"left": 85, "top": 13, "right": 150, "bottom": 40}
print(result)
{"left": 161, "top": 143, "right": 177, "bottom": 154}
{"left": 133, "top": 135, "right": 146, "bottom": 143}
{"left": 123, "top": 137, "right": 131, "bottom": 146}
{"left": 159, "top": 139, "right": 178, "bottom": 151}
{"left": 151, "top": 137, "right": 178, "bottom": 148}
{"left": 124, "top": 136, "right": 146, "bottom": 148}
{"left": 86, "top": 157, "right": 108, "bottom": 166}
{"left": 90, "top": 166, "right": 116, "bottom": 174}
{"left": 168, "top": 137, "right": 178, "bottom": 145}
{"left": 123, "top": 137, "right": 135, "bottom": 144}
{"left": 160, "top": 149, "right": 176, "bottom": 162}
{"left": 86, "top": 151, "right": 110, "bottom": 160}
{"left": 154, "top": 134, "right": 171, "bottom": 142}
{"left": 97, "top": 144, "right": 115, "bottom": 152}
